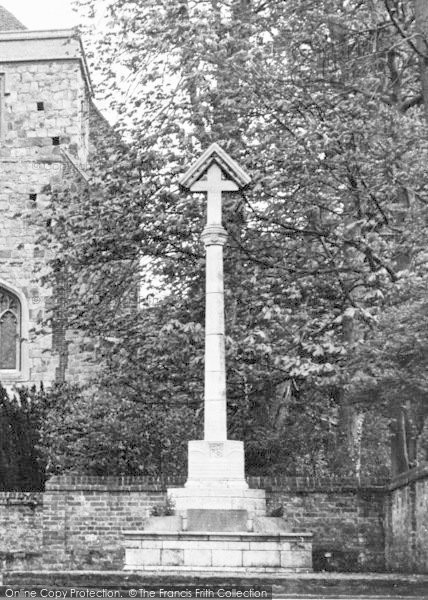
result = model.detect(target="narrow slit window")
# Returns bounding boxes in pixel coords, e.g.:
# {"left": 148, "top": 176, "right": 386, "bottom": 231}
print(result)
{"left": 37, "top": 102, "right": 44, "bottom": 111}
{"left": 0, "top": 288, "right": 21, "bottom": 370}
{"left": 52, "top": 136, "right": 60, "bottom": 146}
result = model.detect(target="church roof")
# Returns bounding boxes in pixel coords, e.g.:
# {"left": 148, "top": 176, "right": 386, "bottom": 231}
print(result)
{"left": 0, "top": 5, "right": 27, "bottom": 31}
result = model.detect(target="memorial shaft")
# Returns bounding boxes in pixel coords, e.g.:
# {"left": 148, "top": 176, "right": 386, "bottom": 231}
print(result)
{"left": 201, "top": 224, "right": 228, "bottom": 441}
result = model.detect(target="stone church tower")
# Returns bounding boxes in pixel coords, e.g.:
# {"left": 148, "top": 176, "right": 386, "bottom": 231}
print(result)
{"left": 0, "top": 6, "right": 96, "bottom": 387}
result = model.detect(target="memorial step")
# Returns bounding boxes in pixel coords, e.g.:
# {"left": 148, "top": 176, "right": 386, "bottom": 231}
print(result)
{"left": 123, "top": 530, "right": 313, "bottom": 572}
{"left": 168, "top": 485, "right": 267, "bottom": 516}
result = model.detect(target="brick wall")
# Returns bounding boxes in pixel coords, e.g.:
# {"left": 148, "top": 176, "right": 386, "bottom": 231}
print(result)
{"left": 259, "top": 478, "right": 385, "bottom": 572}
{"left": 42, "top": 476, "right": 170, "bottom": 569}
{"left": 385, "top": 465, "right": 428, "bottom": 573}
{"left": 0, "top": 475, "right": 391, "bottom": 572}
{"left": 3, "top": 472, "right": 428, "bottom": 573}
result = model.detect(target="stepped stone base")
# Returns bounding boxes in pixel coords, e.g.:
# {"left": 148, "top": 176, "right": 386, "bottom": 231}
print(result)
{"left": 123, "top": 438, "right": 313, "bottom": 573}
{"left": 124, "top": 531, "right": 313, "bottom": 572}
{"left": 168, "top": 486, "right": 266, "bottom": 517}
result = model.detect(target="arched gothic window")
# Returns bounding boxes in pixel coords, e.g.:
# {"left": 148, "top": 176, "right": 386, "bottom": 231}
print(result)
{"left": 0, "top": 287, "right": 21, "bottom": 371}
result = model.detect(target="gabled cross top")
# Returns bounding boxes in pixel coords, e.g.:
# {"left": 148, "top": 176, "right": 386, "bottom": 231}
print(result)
{"left": 179, "top": 143, "right": 251, "bottom": 227}
{"left": 179, "top": 143, "right": 250, "bottom": 190}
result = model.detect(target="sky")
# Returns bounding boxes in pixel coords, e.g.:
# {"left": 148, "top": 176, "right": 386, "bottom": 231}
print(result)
{"left": 1, "top": 0, "right": 80, "bottom": 30}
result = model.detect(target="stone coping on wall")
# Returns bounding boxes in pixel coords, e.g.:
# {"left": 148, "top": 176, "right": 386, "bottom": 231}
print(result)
{"left": 45, "top": 475, "right": 187, "bottom": 492}
{"left": 247, "top": 476, "right": 387, "bottom": 492}
{"left": 388, "top": 463, "right": 428, "bottom": 492}
{"left": 38, "top": 466, "right": 428, "bottom": 493}
{"left": 44, "top": 474, "right": 387, "bottom": 493}
{"left": 0, "top": 492, "right": 42, "bottom": 506}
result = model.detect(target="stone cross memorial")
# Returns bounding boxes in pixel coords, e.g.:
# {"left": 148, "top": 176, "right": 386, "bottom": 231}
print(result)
{"left": 178, "top": 143, "right": 251, "bottom": 489}
{"left": 123, "top": 144, "right": 313, "bottom": 573}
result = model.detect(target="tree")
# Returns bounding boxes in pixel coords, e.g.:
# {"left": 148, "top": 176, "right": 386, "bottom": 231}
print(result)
{"left": 346, "top": 273, "right": 428, "bottom": 473}
{"left": 414, "top": 0, "right": 428, "bottom": 122}
{"left": 38, "top": 383, "right": 199, "bottom": 477}
{"left": 42, "top": 0, "right": 428, "bottom": 475}
{"left": 0, "top": 385, "right": 45, "bottom": 491}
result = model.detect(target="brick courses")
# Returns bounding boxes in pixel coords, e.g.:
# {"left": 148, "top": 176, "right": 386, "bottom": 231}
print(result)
{"left": 2, "top": 473, "right": 427, "bottom": 573}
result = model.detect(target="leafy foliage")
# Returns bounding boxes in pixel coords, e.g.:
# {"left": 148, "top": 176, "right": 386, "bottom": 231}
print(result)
{"left": 38, "top": 383, "right": 199, "bottom": 477}
{"left": 0, "top": 384, "right": 45, "bottom": 491}
{"left": 346, "top": 276, "right": 428, "bottom": 472}
{"left": 151, "top": 496, "right": 175, "bottom": 516}
{"left": 38, "top": 0, "right": 428, "bottom": 475}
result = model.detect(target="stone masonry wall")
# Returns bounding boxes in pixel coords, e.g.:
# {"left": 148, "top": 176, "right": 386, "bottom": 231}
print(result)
{"left": 0, "top": 475, "right": 390, "bottom": 572}
{"left": 0, "top": 58, "right": 94, "bottom": 386}
{"left": 0, "top": 158, "right": 62, "bottom": 384}
{"left": 0, "top": 62, "right": 88, "bottom": 161}
{"left": 385, "top": 465, "right": 428, "bottom": 573}
{"left": 0, "top": 492, "right": 43, "bottom": 569}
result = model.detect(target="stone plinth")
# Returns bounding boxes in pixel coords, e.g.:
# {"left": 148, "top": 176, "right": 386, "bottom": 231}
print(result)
{"left": 124, "top": 531, "right": 313, "bottom": 573}
{"left": 168, "top": 487, "right": 266, "bottom": 517}
{"left": 142, "top": 516, "right": 183, "bottom": 532}
{"left": 185, "top": 440, "right": 246, "bottom": 487}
